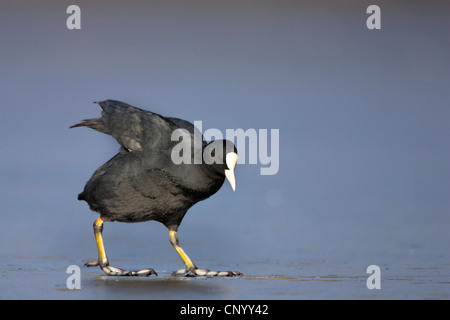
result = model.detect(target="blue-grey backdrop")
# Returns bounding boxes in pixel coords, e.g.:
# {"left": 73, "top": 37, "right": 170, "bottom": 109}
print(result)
{"left": 0, "top": 0, "right": 448, "bottom": 281}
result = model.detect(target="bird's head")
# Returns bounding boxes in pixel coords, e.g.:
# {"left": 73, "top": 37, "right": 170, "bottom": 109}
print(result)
{"left": 203, "top": 140, "right": 238, "bottom": 191}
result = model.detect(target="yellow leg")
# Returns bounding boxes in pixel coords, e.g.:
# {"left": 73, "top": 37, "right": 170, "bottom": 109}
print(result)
{"left": 85, "top": 217, "right": 156, "bottom": 276}
{"left": 169, "top": 230, "right": 197, "bottom": 270}
{"left": 169, "top": 230, "right": 242, "bottom": 277}
{"left": 94, "top": 217, "right": 108, "bottom": 266}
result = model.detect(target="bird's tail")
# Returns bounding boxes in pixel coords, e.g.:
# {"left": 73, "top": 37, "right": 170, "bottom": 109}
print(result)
{"left": 77, "top": 192, "right": 85, "bottom": 201}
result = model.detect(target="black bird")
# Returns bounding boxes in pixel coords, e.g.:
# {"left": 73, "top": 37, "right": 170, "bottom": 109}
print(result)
{"left": 71, "top": 100, "right": 241, "bottom": 277}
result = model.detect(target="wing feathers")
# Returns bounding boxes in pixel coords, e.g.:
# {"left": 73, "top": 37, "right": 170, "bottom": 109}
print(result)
{"left": 71, "top": 100, "right": 177, "bottom": 152}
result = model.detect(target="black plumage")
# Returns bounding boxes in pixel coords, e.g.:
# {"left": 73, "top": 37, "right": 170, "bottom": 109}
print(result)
{"left": 71, "top": 100, "right": 240, "bottom": 277}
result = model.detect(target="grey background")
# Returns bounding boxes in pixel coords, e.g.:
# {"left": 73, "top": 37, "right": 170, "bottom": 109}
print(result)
{"left": 0, "top": 0, "right": 448, "bottom": 299}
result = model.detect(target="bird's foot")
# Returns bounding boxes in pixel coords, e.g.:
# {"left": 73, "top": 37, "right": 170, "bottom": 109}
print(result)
{"left": 172, "top": 268, "right": 242, "bottom": 277}
{"left": 84, "top": 259, "right": 157, "bottom": 276}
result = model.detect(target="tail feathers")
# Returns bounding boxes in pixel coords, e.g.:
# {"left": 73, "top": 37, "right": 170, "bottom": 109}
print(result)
{"left": 69, "top": 117, "right": 109, "bottom": 134}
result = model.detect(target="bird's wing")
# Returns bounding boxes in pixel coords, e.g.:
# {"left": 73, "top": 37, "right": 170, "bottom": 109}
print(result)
{"left": 74, "top": 100, "right": 176, "bottom": 152}
{"left": 70, "top": 100, "right": 198, "bottom": 152}
{"left": 166, "top": 117, "right": 206, "bottom": 147}
{"left": 97, "top": 100, "right": 179, "bottom": 152}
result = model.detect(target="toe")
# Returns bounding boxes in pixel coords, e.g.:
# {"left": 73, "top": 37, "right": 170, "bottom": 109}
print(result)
{"left": 172, "top": 268, "right": 242, "bottom": 277}
{"left": 84, "top": 260, "right": 100, "bottom": 267}
{"left": 100, "top": 265, "right": 157, "bottom": 277}
{"left": 130, "top": 268, "right": 158, "bottom": 276}
{"left": 202, "top": 270, "right": 242, "bottom": 277}
{"left": 172, "top": 268, "right": 196, "bottom": 277}
{"left": 101, "top": 265, "right": 131, "bottom": 276}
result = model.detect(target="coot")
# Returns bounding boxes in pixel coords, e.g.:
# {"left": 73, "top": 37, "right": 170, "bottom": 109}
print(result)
{"left": 71, "top": 100, "right": 240, "bottom": 277}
